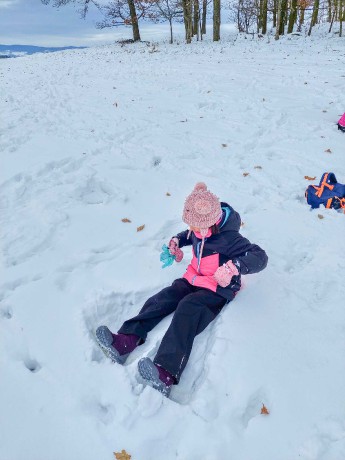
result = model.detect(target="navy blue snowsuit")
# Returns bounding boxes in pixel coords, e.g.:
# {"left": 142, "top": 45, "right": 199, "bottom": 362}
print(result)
{"left": 119, "top": 203, "right": 268, "bottom": 382}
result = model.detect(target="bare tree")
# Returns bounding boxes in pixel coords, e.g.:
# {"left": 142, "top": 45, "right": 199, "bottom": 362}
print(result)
{"left": 96, "top": 0, "right": 154, "bottom": 41}
{"left": 229, "top": 0, "right": 257, "bottom": 32}
{"left": 42, "top": 0, "right": 144, "bottom": 42}
{"left": 308, "top": 0, "right": 320, "bottom": 35}
{"left": 287, "top": 0, "right": 298, "bottom": 32}
{"left": 41, "top": 0, "right": 101, "bottom": 17}
{"left": 149, "top": 0, "right": 184, "bottom": 43}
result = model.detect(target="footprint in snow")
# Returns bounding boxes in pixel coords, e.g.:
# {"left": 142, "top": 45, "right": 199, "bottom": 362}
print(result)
{"left": 74, "top": 175, "right": 114, "bottom": 205}
{"left": 239, "top": 387, "right": 270, "bottom": 428}
{"left": 23, "top": 357, "right": 42, "bottom": 373}
{"left": 82, "top": 397, "right": 116, "bottom": 425}
{"left": 82, "top": 289, "right": 150, "bottom": 363}
{"left": 0, "top": 305, "right": 13, "bottom": 319}
{"left": 284, "top": 250, "right": 314, "bottom": 274}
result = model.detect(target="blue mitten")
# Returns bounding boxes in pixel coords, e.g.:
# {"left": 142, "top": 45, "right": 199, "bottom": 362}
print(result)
{"left": 160, "top": 244, "right": 175, "bottom": 268}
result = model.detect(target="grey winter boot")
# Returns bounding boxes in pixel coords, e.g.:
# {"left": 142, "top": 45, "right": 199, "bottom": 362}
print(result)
{"left": 137, "top": 357, "right": 173, "bottom": 397}
{"left": 96, "top": 326, "right": 138, "bottom": 365}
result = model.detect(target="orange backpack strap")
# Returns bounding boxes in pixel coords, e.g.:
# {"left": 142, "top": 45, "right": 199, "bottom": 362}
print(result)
{"left": 326, "top": 198, "right": 333, "bottom": 208}
{"left": 315, "top": 173, "right": 334, "bottom": 197}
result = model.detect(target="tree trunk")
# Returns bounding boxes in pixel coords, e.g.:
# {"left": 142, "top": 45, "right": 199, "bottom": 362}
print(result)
{"left": 273, "top": 0, "right": 277, "bottom": 27}
{"left": 297, "top": 7, "right": 305, "bottom": 31}
{"left": 327, "top": 0, "right": 332, "bottom": 21}
{"left": 213, "top": 0, "right": 221, "bottom": 41}
{"left": 328, "top": 8, "right": 336, "bottom": 31}
{"left": 262, "top": 0, "right": 268, "bottom": 33}
{"left": 275, "top": 0, "right": 282, "bottom": 38}
{"left": 193, "top": 0, "right": 199, "bottom": 35}
{"left": 202, "top": 0, "right": 207, "bottom": 34}
{"left": 169, "top": 19, "right": 173, "bottom": 43}
{"left": 340, "top": 0, "right": 343, "bottom": 36}
{"left": 258, "top": 0, "right": 264, "bottom": 31}
{"left": 308, "top": 0, "right": 320, "bottom": 35}
{"left": 127, "top": 0, "right": 141, "bottom": 41}
{"left": 279, "top": 0, "right": 288, "bottom": 34}
{"left": 287, "top": 0, "right": 298, "bottom": 33}
{"left": 183, "top": 0, "right": 193, "bottom": 43}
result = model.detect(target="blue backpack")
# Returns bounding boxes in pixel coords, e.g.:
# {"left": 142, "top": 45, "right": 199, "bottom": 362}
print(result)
{"left": 305, "top": 172, "right": 345, "bottom": 211}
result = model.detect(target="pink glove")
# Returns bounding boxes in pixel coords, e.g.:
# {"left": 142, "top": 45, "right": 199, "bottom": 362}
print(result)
{"left": 213, "top": 261, "right": 239, "bottom": 287}
{"left": 168, "top": 238, "right": 184, "bottom": 263}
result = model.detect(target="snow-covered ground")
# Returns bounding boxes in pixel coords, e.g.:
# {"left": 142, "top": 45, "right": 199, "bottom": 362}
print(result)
{"left": 1, "top": 27, "right": 345, "bottom": 460}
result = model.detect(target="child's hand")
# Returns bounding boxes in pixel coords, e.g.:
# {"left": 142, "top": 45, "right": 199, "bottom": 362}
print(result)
{"left": 213, "top": 261, "right": 239, "bottom": 287}
{"left": 168, "top": 238, "right": 183, "bottom": 262}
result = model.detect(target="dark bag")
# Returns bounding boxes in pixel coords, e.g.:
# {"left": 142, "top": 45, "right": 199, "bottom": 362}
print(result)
{"left": 305, "top": 172, "right": 345, "bottom": 211}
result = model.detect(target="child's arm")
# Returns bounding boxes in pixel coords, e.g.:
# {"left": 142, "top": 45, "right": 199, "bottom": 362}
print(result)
{"left": 222, "top": 232, "right": 268, "bottom": 275}
{"left": 232, "top": 243, "right": 268, "bottom": 275}
{"left": 173, "top": 229, "right": 193, "bottom": 248}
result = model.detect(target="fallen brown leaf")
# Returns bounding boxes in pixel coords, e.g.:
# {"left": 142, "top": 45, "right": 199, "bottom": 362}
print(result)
{"left": 121, "top": 218, "right": 131, "bottom": 223}
{"left": 318, "top": 214, "right": 324, "bottom": 219}
{"left": 166, "top": 192, "right": 171, "bottom": 196}
{"left": 137, "top": 224, "right": 145, "bottom": 232}
{"left": 261, "top": 404, "right": 270, "bottom": 415}
{"left": 243, "top": 172, "right": 250, "bottom": 177}
{"left": 114, "top": 450, "right": 131, "bottom": 460}
{"left": 304, "top": 176, "right": 316, "bottom": 181}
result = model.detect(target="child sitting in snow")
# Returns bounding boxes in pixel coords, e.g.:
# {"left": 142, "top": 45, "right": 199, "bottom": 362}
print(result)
{"left": 96, "top": 183, "right": 268, "bottom": 397}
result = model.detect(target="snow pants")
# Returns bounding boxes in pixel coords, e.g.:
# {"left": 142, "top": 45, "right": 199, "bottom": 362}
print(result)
{"left": 118, "top": 278, "right": 229, "bottom": 383}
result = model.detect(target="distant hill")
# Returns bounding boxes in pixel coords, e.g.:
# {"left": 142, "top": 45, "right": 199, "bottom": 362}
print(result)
{"left": 0, "top": 44, "right": 86, "bottom": 58}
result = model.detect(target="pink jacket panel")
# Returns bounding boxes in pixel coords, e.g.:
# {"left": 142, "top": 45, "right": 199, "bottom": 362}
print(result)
{"left": 183, "top": 251, "right": 220, "bottom": 292}
{"left": 189, "top": 249, "right": 219, "bottom": 275}
{"left": 183, "top": 264, "right": 218, "bottom": 292}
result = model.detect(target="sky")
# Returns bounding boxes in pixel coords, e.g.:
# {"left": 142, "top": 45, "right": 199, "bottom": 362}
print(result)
{"left": 0, "top": 0, "right": 233, "bottom": 47}
{"left": 0, "top": 0, "right": 135, "bottom": 46}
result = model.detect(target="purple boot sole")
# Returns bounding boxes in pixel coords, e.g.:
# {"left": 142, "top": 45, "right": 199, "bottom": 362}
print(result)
{"left": 138, "top": 357, "right": 172, "bottom": 397}
{"left": 95, "top": 326, "right": 129, "bottom": 365}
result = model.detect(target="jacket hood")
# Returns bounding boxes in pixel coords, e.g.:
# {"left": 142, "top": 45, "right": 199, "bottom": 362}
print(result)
{"left": 218, "top": 202, "right": 241, "bottom": 233}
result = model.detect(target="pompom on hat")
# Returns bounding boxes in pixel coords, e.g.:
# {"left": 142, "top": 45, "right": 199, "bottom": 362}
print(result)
{"left": 182, "top": 182, "right": 222, "bottom": 237}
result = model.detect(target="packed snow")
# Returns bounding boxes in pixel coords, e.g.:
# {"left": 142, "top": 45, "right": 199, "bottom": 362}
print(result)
{"left": 1, "top": 25, "right": 345, "bottom": 460}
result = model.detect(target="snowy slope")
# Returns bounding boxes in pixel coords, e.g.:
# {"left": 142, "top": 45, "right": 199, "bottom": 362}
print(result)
{"left": 1, "top": 29, "right": 345, "bottom": 460}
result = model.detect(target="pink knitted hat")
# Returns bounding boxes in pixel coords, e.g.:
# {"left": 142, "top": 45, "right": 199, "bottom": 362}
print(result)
{"left": 182, "top": 182, "right": 222, "bottom": 237}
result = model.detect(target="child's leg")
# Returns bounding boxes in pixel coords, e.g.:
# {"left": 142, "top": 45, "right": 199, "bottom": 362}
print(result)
{"left": 154, "top": 288, "right": 227, "bottom": 383}
{"left": 118, "top": 278, "right": 192, "bottom": 341}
